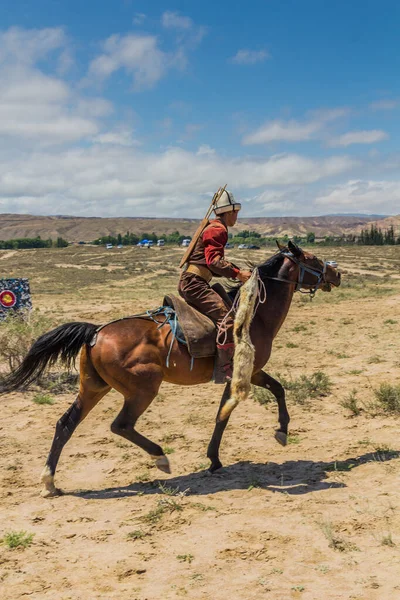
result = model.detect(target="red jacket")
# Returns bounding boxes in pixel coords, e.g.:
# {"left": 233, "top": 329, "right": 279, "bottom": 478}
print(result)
{"left": 189, "top": 219, "right": 240, "bottom": 279}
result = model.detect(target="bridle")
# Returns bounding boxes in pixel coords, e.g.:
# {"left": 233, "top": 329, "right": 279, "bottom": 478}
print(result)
{"left": 262, "top": 250, "right": 328, "bottom": 300}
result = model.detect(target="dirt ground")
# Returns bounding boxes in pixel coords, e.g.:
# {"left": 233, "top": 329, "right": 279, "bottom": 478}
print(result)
{"left": 1, "top": 244, "right": 400, "bottom": 600}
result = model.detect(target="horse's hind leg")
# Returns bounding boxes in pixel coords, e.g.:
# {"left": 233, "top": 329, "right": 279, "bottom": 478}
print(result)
{"left": 41, "top": 349, "right": 111, "bottom": 498}
{"left": 111, "top": 393, "right": 171, "bottom": 474}
{"left": 251, "top": 370, "right": 289, "bottom": 446}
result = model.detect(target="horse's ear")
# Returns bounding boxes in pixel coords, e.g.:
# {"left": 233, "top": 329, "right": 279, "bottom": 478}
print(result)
{"left": 288, "top": 240, "right": 303, "bottom": 257}
{"left": 276, "top": 240, "right": 286, "bottom": 251}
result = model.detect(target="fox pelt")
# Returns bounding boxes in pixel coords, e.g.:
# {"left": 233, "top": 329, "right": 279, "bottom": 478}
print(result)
{"left": 219, "top": 270, "right": 259, "bottom": 421}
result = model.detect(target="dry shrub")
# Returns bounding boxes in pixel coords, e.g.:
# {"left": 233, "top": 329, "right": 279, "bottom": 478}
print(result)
{"left": 278, "top": 371, "right": 332, "bottom": 404}
{"left": 374, "top": 383, "right": 400, "bottom": 414}
{"left": 0, "top": 310, "right": 55, "bottom": 371}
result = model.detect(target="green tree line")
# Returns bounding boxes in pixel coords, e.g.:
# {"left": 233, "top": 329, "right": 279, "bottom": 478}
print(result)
{"left": 0, "top": 236, "right": 69, "bottom": 249}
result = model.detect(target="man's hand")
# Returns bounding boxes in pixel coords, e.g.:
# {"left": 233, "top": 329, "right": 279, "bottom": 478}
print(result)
{"left": 237, "top": 270, "right": 252, "bottom": 283}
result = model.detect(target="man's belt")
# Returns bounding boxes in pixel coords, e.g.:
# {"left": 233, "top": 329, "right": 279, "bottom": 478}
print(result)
{"left": 186, "top": 264, "right": 213, "bottom": 283}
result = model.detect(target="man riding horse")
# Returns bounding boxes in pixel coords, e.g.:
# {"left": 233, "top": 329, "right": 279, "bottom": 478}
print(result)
{"left": 178, "top": 190, "right": 252, "bottom": 383}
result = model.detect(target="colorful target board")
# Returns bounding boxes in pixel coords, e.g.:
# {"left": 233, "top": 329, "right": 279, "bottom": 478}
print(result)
{"left": 0, "top": 278, "right": 32, "bottom": 319}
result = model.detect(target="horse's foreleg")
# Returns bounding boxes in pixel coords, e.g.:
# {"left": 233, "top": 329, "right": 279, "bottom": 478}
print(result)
{"left": 251, "top": 370, "right": 289, "bottom": 446}
{"left": 207, "top": 382, "right": 231, "bottom": 473}
{"left": 41, "top": 386, "right": 110, "bottom": 497}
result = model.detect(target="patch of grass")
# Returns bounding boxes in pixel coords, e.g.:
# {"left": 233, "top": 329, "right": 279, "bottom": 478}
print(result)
{"left": 164, "top": 446, "right": 175, "bottom": 455}
{"left": 319, "top": 522, "right": 353, "bottom": 552}
{"left": 177, "top": 554, "right": 194, "bottom": 564}
{"left": 142, "top": 497, "right": 183, "bottom": 524}
{"left": 161, "top": 433, "right": 185, "bottom": 443}
{"left": 326, "top": 460, "right": 357, "bottom": 472}
{"left": 278, "top": 371, "right": 332, "bottom": 405}
{"left": 287, "top": 434, "right": 301, "bottom": 444}
{"left": 372, "top": 445, "right": 400, "bottom": 461}
{"left": 381, "top": 533, "right": 395, "bottom": 547}
{"left": 347, "top": 369, "right": 363, "bottom": 375}
{"left": 384, "top": 319, "right": 398, "bottom": 325}
{"left": 32, "top": 393, "right": 55, "bottom": 405}
{"left": 2, "top": 531, "right": 34, "bottom": 549}
{"left": 340, "top": 318, "right": 353, "bottom": 325}
{"left": 374, "top": 383, "right": 400, "bottom": 414}
{"left": 251, "top": 384, "right": 274, "bottom": 406}
{"left": 190, "top": 502, "right": 216, "bottom": 512}
{"left": 293, "top": 324, "right": 308, "bottom": 332}
{"left": 158, "top": 483, "right": 188, "bottom": 497}
{"left": 127, "top": 530, "right": 147, "bottom": 541}
{"left": 291, "top": 586, "right": 305, "bottom": 592}
{"left": 286, "top": 342, "right": 299, "bottom": 348}
{"left": 340, "top": 389, "right": 361, "bottom": 416}
{"left": 142, "top": 504, "right": 166, "bottom": 524}
{"left": 135, "top": 472, "right": 151, "bottom": 483}
{"left": 368, "top": 355, "right": 384, "bottom": 364}
{"left": 247, "top": 478, "right": 262, "bottom": 491}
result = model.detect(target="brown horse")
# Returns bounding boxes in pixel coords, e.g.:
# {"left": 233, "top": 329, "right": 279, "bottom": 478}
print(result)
{"left": 2, "top": 242, "right": 340, "bottom": 497}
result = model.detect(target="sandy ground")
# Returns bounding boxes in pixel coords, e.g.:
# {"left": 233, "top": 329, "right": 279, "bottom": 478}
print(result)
{"left": 1, "top": 245, "right": 400, "bottom": 600}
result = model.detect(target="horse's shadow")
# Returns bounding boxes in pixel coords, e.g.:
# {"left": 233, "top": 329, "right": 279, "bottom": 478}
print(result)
{"left": 70, "top": 450, "right": 399, "bottom": 500}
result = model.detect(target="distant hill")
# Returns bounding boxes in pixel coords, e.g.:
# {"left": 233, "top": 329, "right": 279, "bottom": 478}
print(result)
{"left": 0, "top": 213, "right": 395, "bottom": 243}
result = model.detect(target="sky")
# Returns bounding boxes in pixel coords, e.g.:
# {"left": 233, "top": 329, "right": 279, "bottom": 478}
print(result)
{"left": 0, "top": 0, "right": 400, "bottom": 218}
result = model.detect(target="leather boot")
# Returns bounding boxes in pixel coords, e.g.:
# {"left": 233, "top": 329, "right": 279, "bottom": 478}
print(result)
{"left": 214, "top": 343, "right": 235, "bottom": 384}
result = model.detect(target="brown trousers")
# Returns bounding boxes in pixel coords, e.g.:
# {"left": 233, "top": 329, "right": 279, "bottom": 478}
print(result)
{"left": 178, "top": 272, "right": 234, "bottom": 345}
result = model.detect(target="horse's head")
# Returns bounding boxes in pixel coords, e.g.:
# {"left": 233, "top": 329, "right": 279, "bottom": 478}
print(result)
{"left": 277, "top": 240, "right": 341, "bottom": 293}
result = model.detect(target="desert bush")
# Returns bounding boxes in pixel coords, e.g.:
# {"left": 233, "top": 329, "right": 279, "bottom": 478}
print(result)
{"left": 38, "top": 372, "right": 78, "bottom": 394}
{"left": 2, "top": 531, "right": 34, "bottom": 549}
{"left": 0, "top": 310, "right": 55, "bottom": 371}
{"left": 251, "top": 385, "right": 274, "bottom": 406}
{"left": 340, "top": 389, "right": 361, "bottom": 416}
{"left": 278, "top": 371, "right": 332, "bottom": 404}
{"left": 374, "top": 383, "right": 400, "bottom": 414}
{"left": 32, "top": 393, "right": 55, "bottom": 405}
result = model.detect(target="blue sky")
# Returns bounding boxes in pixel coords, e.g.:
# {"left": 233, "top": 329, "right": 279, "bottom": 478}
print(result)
{"left": 0, "top": 1, "right": 399, "bottom": 217}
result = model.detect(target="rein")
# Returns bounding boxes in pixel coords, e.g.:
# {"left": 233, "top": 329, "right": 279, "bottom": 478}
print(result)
{"left": 262, "top": 251, "right": 327, "bottom": 300}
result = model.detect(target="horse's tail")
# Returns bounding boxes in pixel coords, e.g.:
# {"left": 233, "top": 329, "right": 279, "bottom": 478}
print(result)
{"left": 0, "top": 322, "right": 98, "bottom": 392}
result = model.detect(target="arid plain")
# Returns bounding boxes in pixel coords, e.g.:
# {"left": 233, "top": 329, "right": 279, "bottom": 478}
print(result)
{"left": 1, "top": 244, "right": 400, "bottom": 600}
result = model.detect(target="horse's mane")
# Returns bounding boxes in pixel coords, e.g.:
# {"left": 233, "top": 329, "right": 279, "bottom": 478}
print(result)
{"left": 228, "top": 251, "right": 285, "bottom": 299}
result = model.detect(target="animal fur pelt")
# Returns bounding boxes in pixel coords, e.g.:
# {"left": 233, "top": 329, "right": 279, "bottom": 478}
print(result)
{"left": 219, "top": 270, "right": 259, "bottom": 421}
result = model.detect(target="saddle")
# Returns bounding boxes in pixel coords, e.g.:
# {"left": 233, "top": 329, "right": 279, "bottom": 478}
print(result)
{"left": 163, "top": 283, "right": 232, "bottom": 359}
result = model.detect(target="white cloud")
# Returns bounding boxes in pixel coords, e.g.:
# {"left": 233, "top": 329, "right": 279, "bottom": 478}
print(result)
{"left": 328, "top": 130, "right": 388, "bottom": 147}
{"left": 230, "top": 49, "right": 270, "bottom": 65}
{"left": 92, "top": 128, "right": 139, "bottom": 147}
{"left": 162, "top": 11, "right": 193, "bottom": 30}
{"left": 0, "top": 67, "right": 101, "bottom": 144}
{"left": 243, "top": 108, "right": 348, "bottom": 145}
{"left": 243, "top": 119, "right": 320, "bottom": 144}
{"left": 0, "top": 144, "right": 358, "bottom": 217}
{"left": 57, "top": 49, "right": 74, "bottom": 75}
{"left": 0, "top": 27, "right": 115, "bottom": 146}
{"left": 133, "top": 13, "right": 146, "bottom": 26}
{"left": 197, "top": 145, "right": 215, "bottom": 156}
{"left": 315, "top": 179, "right": 400, "bottom": 213}
{"left": 0, "top": 26, "right": 66, "bottom": 66}
{"left": 88, "top": 34, "right": 169, "bottom": 91}
{"left": 369, "top": 99, "right": 398, "bottom": 110}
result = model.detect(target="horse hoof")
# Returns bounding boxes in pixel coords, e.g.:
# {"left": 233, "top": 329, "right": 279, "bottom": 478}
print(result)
{"left": 207, "top": 462, "right": 224, "bottom": 475}
{"left": 274, "top": 431, "right": 287, "bottom": 446}
{"left": 40, "top": 466, "right": 62, "bottom": 498}
{"left": 154, "top": 455, "right": 171, "bottom": 474}
{"left": 41, "top": 486, "right": 63, "bottom": 499}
